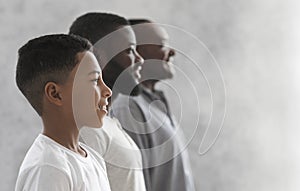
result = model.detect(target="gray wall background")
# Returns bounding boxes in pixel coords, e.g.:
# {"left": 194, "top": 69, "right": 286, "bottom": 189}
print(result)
{"left": 1, "top": 0, "right": 299, "bottom": 190}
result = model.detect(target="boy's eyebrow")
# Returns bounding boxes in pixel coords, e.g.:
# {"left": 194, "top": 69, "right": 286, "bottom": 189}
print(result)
{"left": 88, "top": 71, "right": 101, "bottom": 75}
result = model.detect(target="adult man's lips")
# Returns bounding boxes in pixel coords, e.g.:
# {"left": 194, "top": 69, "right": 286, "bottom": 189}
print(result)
{"left": 167, "top": 57, "right": 174, "bottom": 64}
{"left": 133, "top": 66, "right": 142, "bottom": 79}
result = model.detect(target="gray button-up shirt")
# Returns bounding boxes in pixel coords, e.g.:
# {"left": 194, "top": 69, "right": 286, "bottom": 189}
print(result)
{"left": 111, "top": 87, "right": 195, "bottom": 191}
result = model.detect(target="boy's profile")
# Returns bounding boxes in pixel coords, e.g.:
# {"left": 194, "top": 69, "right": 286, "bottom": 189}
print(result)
{"left": 15, "top": 34, "right": 112, "bottom": 191}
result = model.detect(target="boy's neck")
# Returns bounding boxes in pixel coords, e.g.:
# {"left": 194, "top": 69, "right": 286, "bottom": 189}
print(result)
{"left": 42, "top": 115, "right": 87, "bottom": 157}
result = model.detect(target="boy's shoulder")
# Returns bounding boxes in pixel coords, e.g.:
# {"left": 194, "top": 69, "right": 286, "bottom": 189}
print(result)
{"left": 16, "top": 134, "right": 110, "bottom": 190}
{"left": 18, "top": 134, "right": 72, "bottom": 175}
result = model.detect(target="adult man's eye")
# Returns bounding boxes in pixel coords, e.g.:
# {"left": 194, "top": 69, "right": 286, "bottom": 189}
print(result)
{"left": 159, "top": 45, "right": 166, "bottom": 49}
{"left": 127, "top": 48, "right": 134, "bottom": 54}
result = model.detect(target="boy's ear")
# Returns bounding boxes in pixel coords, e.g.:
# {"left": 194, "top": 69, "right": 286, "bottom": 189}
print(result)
{"left": 44, "top": 82, "right": 63, "bottom": 106}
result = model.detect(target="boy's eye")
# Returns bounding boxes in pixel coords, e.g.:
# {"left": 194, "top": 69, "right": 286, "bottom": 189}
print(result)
{"left": 92, "top": 78, "right": 99, "bottom": 85}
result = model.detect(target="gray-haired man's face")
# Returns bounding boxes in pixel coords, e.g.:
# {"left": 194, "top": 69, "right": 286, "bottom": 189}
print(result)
{"left": 134, "top": 24, "right": 176, "bottom": 81}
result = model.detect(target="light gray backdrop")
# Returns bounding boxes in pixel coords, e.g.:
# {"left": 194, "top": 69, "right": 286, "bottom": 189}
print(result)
{"left": 0, "top": 0, "right": 299, "bottom": 190}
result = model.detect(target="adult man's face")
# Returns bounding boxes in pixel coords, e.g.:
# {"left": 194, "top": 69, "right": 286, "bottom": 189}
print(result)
{"left": 134, "top": 24, "right": 176, "bottom": 81}
{"left": 99, "top": 26, "right": 144, "bottom": 96}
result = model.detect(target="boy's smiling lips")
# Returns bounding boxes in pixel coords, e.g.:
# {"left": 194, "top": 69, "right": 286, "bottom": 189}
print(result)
{"left": 97, "top": 103, "right": 108, "bottom": 113}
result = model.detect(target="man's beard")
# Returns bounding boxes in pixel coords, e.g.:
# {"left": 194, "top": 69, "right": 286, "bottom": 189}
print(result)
{"left": 102, "top": 60, "right": 142, "bottom": 96}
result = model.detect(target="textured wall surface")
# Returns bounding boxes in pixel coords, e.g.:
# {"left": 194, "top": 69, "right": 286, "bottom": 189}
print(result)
{"left": 0, "top": 0, "right": 299, "bottom": 190}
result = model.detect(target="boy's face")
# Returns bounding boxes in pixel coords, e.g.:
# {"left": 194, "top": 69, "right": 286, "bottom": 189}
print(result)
{"left": 62, "top": 51, "right": 112, "bottom": 129}
{"left": 136, "top": 24, "right": 176, "bottom": 81}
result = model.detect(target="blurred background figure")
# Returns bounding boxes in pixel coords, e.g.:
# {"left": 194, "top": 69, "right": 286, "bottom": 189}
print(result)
{"left": 111, "top": 19, "right": 195, "bottom": 191}
{"left": 69, "top": 12, "right": 146, "bottom": 191}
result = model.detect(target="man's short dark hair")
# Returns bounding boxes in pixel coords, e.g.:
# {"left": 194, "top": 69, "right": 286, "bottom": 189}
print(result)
{"left": 16, "top": 34, "right": 92, "bottom": 116}
{"left": 69, "top": 12, "right": 142, "bottom": 96}
{"left": 69, "top": 12, "right": 129, "bottom": 45}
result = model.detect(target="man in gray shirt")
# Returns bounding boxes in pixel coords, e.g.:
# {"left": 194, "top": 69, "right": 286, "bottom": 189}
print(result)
{"left": 112, "top": 19, "right": 195, "bottom": 191}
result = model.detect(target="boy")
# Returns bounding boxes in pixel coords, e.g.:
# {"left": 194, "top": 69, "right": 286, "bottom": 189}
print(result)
{"left": 15, "top": 34, "right": 112, "bottom": 191}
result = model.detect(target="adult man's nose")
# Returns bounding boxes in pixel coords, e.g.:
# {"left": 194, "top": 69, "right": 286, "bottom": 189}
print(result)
{"left": 169, "top": 48, "right": 175, "bottom": 57}
{"left": 135, "top": 51, "right": 144, "bottom": 65}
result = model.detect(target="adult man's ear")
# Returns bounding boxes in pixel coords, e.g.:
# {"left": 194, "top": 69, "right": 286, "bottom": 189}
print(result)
{"left": 44, "top": 82, "right": 63, "bottom": 106}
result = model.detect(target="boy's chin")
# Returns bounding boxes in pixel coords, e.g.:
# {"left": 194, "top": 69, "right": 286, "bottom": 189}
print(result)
{"left": 95, "top": 111, "right": 107, "bottom": 128}
{"left": 80, "top": 117, "right": 103, "bottom": 129}
{"left": 74, "top": 109, "right": 104, "bottom": 129}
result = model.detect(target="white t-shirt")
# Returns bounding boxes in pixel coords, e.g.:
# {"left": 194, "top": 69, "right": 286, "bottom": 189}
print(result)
{"left": 80, "top": 116, "right": 146, "bottom": 191}
{"left": 15, "top": 134, "right": 111, "bottom": 191}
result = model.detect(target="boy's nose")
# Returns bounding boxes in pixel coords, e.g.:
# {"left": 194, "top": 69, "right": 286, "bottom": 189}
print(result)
{"left": 101, "top": 82, "right": 112, "bottom": 98}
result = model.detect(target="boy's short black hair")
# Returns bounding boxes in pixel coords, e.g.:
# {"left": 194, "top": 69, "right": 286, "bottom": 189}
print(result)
{"left": 128, "top": 19, "right": 152, "bottom": 25}
{"left": 69, "top": 12, "right": 129, "bottom": 45}
{"left": 16, "top": 34, "right": 92, "bottom": 116}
